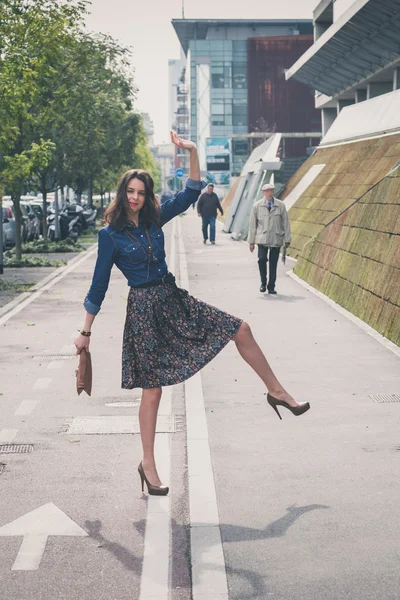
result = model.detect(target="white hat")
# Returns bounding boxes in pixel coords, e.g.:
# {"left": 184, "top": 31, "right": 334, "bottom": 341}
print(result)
{"left": 262, "top": 183, "right": 275, "bottom": 191}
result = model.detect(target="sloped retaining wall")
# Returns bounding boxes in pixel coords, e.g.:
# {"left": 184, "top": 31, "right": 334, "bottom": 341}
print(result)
{"left": 293, "top": 165, "right": 400, "bottom": 345}
{"left": 281, "top": 133, "right": 400, "bottom": 259}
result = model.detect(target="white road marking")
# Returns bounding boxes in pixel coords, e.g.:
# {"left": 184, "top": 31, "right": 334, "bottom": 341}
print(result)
{"left": 0, "top": 429, "right": 19, "bottom": 443}
{"left": 48, "top": 361, "right": 64, "bottom": 370}
{"left": 33, "top": 378, "right": 52, "bottom": 390}
{"left": 65, "top": 415, "right": 174, "bottom": 435}
{"left": 105, "top": 401, "right": 140, "bottom": 408}
{"left": 139, "top": 436, "right": 171, "bottom": 599}
{"left": 177, "top": 218, "right": 229, "bottom": 598}
{"left": 139, "top": 222, "right": 176, "bottom": 600}
{"left": 14, "top": 401, "right": 38, "bottom": 416}
{"left": 0, "top": 247, "right": 97, "bottom": 325}
{"left": 0, "top": 502, "right": 88, "bottom": 571}
{"left": 288, "top": 270, "right": 400, "bottom": 359}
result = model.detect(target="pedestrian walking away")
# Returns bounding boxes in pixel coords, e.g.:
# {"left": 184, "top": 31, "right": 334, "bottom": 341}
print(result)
{"left": 74, "top": 132, "right": 309, "bottom": 497}
{"left": 248, "top": 183, "right": 291, "bottom": 294}
{"left": 197, "top": 183, "right": 223, "bottom": 244}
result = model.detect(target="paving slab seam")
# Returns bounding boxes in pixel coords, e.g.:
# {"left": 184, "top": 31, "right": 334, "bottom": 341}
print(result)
{"left": 0, "top": 244, "right": 98, "bottom": 325}
{"left": 177, "top": 218, "right": 229, "bottom": 599}
{"left": 139, "top": 220, "right": 176, "bottom": 600}
{"left": 288, "top": 269, "right": 400, "bottom": 359}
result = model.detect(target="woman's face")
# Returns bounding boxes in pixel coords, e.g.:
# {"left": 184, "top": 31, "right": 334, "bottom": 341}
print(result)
{"left": 126, "top": 177, "right": 146, "bottom": 214}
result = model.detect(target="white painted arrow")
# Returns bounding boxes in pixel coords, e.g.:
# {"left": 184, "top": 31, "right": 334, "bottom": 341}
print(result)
{"left": 0, "top": 502, "right": 88, "bottom": 570}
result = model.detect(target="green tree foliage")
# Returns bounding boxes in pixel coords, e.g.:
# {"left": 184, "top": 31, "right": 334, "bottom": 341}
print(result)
{"left": 0, "top": 0, "right": 159, "bottom": 256}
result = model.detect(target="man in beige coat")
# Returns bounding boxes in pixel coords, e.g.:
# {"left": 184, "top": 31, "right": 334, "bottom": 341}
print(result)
{"left": 248, "top": 183, "right": 291, "bottom": 294}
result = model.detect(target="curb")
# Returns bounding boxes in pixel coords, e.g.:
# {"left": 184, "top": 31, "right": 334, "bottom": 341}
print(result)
{"left": 0, "top": 243, "right": 97, "bottom": 320}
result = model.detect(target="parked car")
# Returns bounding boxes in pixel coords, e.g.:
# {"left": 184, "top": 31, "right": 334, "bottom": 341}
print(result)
{"left": 19, "top": 202, "right": 34, "bottom": 242}
{"left": 21, "top": 201, "right": 41, "bottom": 241}
{"left": 2, "top": 205, "right": 16, "bottom": 250}
{"left": 28, "top": 202, "right": 44, "bottom": 236}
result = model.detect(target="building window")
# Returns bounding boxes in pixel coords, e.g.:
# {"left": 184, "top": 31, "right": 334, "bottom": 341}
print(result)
{"left": 233, "top": 99, "right": 247, "bottom": 126}
{"left": 211, "top": 99, "right": 232, "bottom": 126}
{"left": 232, "top": 63, "right": 247, "bottom": 89}
{"left": 232, "top": 138, "right": 249, "bottom": 156}
{"left": 211, "top": 62, "right": 232, "bottom": 89}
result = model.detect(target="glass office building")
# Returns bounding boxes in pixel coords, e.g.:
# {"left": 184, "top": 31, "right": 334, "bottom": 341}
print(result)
{"left": 172, "top": 20, "right": 313, "bottom": 177}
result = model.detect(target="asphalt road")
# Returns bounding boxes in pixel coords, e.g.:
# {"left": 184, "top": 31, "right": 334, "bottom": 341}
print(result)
{"left": 0, "top": 210, "right": 399, "bottom": 600}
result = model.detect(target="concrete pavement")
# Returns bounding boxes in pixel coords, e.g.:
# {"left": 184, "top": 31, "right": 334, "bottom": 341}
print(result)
{"left": 0, "top": 209, "right": 399, "bottom": 599}
{"left": 183, "top": 211, "right": 400, "bottom": 600}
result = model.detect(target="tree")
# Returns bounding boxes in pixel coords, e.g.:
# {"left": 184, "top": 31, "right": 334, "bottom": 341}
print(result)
{"left": 0, "top": 0, "right": 90, "bottom": 245}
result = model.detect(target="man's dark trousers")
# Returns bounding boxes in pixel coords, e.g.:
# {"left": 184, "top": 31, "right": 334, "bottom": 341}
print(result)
{"left": 202, "top": 216, "right": 216, "bottom": 243}
{"left": 258, "top": 245, "right": 280, "bottom": 291}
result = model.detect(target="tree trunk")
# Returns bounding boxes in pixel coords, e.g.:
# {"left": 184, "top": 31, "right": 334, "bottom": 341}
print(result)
{"left": 13, "top": 193, "right": 23, "bottom": 261}
{"left": 42, "top": 190, "right": 48, "bottom": 241}
{"left": 88, "top": 176, "right": 93, "bottom": 207}
{"left": 100, "top": 192, "right": 104, "bottom": 221}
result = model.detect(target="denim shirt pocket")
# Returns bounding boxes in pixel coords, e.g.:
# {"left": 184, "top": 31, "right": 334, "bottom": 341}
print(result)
{"left": 150, "top": 230, "right": 166, "bottom": 260}
{"left": 121, "top": 243, "right": 147, "bottom": 265}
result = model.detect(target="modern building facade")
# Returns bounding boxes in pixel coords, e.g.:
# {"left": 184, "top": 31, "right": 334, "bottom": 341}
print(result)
{"left": 248, "top": 36, "right": 321, "bottom": 157}
{"left": 168, "top": 50, "right": 186, "bottom": 133}
{"left": 172, "top": 19, "right": 316, "bottom": 180}
{"left": 277, "top": 0, "right": 400, "bottom": 344}
{"left": 286, "top": 0, "right": 400, "bottom": 136}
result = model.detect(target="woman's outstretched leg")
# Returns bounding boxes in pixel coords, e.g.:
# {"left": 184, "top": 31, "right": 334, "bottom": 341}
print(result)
{"left": 139, "top": 386, "right": 164, "bottom": 486}
{"left": 232, "top": 321, "right": 298, "bottom": 407}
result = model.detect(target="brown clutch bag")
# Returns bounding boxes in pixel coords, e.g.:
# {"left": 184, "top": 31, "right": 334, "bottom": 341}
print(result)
{"left": 76, "top": 348, "right": 92, "bottom": 396}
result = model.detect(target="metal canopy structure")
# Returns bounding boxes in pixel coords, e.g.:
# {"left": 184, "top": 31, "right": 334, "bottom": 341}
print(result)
{"left": 286, "top": 0, "right": 400, "bottom": 97}
{"left": 172, "top": 19, "right": 313, "bottom": 55}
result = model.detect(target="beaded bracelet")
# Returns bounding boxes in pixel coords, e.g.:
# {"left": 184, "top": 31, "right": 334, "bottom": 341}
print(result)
{"left": 79, "top": 330, "right": 91, "bottom": 337}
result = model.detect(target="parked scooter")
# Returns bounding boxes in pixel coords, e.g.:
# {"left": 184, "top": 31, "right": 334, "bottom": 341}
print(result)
{"left": 47, "top": 204, "right": 83, "bottom": 243}
{"left": 81, "top": 205, "right": 97, "bottom": 230}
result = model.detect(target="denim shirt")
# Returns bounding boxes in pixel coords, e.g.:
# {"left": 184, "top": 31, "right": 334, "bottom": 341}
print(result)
{"left": 84, "top": 178, "right": 205, "bottom": 316}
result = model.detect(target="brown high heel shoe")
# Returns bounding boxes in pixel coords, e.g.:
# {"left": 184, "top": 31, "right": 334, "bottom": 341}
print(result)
{"left": 138, "top": 462, "right": 169, "bottom": 496}
{"left": 267, "top": 393, "right": 310, "bottom": 420}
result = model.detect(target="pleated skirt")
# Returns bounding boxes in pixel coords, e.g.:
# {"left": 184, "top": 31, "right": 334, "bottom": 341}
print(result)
{"left": 121, "top": 281, "right": 242, "bottom": 389}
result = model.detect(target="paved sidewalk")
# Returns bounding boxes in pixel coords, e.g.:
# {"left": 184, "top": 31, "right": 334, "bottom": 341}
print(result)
{"left": 0, "top": 251, "right": 82, "bottom": 309}
{"left": 0, "top": 209, "right": 399, "bottom": 600}
{"left": 181, "top": 210, "right": 400, "bottom": 600}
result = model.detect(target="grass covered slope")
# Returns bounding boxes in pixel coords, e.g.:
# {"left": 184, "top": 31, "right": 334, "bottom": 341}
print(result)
{"left": 294, "top": 164, "right": 400, "bottom": 345}
{"left": 281, "top": 133, "right": 400, "bottom": 259}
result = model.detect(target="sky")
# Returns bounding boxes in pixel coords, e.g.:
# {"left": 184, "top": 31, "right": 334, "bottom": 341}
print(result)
{"left": 85, "top": 0, "right": 317, "bottom": 144}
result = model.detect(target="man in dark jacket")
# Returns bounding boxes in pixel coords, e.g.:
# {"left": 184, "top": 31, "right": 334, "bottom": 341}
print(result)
{"left": 197, "top": 184, "right": 224, "bottom": 244}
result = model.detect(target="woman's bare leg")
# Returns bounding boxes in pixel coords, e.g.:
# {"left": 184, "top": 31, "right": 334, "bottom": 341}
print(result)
{"left": 232, "top": 321, "right": 298, "bottom": 407}
{"left": 139, "top": 386, "right": 164, "bottom": 486}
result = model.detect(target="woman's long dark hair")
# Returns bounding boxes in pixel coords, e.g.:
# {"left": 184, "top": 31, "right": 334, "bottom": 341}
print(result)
{"left": 104, "top": 169, "right": 160, "bottom": 230}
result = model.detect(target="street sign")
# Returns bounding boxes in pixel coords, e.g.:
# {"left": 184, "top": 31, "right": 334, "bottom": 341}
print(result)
{"left": 169, "top": 168, "right": 176, "bottom": 175}
{"left": 175, "top": 168, "right": 184, "bottom": 178}
{"left": 0, "top": 502, "right": 88, "bottom": 570}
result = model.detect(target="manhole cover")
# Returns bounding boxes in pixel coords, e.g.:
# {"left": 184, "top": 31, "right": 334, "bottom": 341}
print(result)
{"left": 369, "top": 394, "right": 400, "bottom": 403}
{"left": 0, "top": 444, "right": 34, "bottom": 454}
{"left": 33, "top": 355, "right": 76, "bottom": 361}
{"left": 64, "top": 415, "right": 175, "bottom": 435}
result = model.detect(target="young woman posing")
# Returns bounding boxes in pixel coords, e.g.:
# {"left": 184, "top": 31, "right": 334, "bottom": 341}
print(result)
{"left": 74, "top": 131, "right": 310, "bottom": 496}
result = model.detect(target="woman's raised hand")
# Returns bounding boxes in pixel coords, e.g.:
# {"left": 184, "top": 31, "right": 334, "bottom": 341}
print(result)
{"left": 74, "top": 333, "right": 90, "bottom": 355}
{"left": 170, "top": 130, "right": 197, "bottom": 151}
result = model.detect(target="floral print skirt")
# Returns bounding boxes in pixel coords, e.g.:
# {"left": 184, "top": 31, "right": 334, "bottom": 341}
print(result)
{"left": 121, "top": 281, "right": 242, "bottom": 389}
